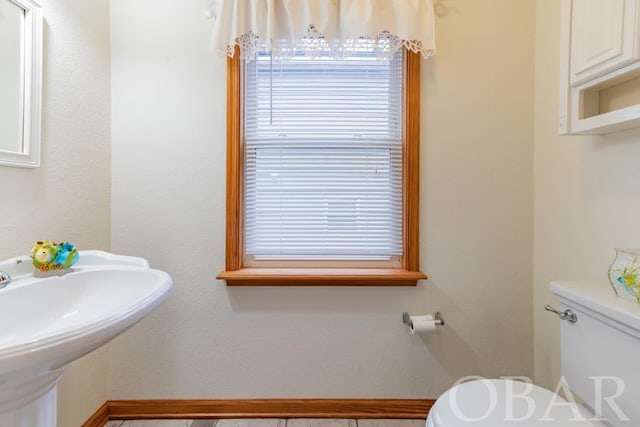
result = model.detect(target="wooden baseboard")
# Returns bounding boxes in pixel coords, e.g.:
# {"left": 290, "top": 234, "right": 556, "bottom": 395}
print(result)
{"left": 84, "top": 399, "right": 434, "bottom": 425}
{"left": 82, "top": 401, "right": 110, "bottom": 427}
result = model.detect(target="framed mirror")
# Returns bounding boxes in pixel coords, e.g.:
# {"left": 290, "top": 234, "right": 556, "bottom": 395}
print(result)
{"left": 0, "top": 0, "right": 42, "bottom": 168}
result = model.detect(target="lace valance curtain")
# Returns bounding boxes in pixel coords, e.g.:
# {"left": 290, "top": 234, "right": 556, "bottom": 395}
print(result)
{"left": 209, "top": 0, "right": 436, "bottom": 60}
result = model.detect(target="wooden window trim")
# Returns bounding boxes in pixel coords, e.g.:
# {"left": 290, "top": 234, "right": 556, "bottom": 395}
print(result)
{"left": 218, "top": 47, "right": 427, "bottom": 286}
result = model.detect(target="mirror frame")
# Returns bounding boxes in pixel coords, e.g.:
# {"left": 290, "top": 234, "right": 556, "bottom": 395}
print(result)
{"left": 0, "top": 0, "right": 42, "bottom": 168}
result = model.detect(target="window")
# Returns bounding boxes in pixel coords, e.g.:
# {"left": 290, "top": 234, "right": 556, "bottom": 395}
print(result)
{"left": 218, "top": 45, "right": 426, "bottom": 286}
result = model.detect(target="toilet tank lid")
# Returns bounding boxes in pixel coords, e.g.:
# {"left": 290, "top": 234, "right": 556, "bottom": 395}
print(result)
{"left": 551, "top": 281, "right": 640, "bottom": 336}
{"left": 429, "top": 379, "right": 596, "bottom": 426}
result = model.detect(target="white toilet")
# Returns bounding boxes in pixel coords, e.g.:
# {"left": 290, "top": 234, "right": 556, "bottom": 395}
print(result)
{"left": 427, "top": 281, "right": 640, "bottom": 426}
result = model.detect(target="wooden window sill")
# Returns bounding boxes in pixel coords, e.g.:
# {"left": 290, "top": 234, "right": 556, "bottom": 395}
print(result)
{"left": 217, "top": 268, "right": 428, "bottom": 286}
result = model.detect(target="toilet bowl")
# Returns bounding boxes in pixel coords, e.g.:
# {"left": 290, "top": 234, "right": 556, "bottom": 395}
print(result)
{"left": 426, "top": 378, "right": 601, "bottom": 426}
{"left": 427, "top": 281, "right": 640, "bottom": 426}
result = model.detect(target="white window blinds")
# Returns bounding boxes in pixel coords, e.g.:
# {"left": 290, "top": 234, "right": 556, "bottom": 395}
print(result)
{"left": 244, "top": 47, "right": 404, "bottom": 261}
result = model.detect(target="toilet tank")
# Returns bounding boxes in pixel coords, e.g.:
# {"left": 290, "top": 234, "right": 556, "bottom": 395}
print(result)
{"left": 551, "top": 281, "right": 640, "bottom": 426}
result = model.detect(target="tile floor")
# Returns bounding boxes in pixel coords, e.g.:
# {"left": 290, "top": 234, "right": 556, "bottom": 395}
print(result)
{"left": 104, "top": 418, "right": 426, "bottom": 427}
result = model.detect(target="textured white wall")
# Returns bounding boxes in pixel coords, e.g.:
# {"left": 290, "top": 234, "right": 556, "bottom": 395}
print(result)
{"left": 0, "top": 0, "right": 111, "bottom": 425}
{"left": 109, "top": 0, "right": 535, "bottom": 400}
{"left": 534, "top": 0, "right": 640, "bottom": 389}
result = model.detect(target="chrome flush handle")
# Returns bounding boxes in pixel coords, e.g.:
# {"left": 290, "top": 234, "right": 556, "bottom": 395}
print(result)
{"left": 544, "top": 305, "right": 578, "bottom": 323}
{"left": 0, "top": 271, "right": 11, "bottom": 290}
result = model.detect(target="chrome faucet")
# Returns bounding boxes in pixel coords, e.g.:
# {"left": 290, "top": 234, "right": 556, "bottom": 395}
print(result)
{"left": 0, "top": 271, "right": 11, "bottom": 289}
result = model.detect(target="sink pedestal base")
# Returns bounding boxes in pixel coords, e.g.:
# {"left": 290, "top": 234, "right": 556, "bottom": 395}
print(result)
{"left": 0, "top": 370, "right": 62, "bottom": 427}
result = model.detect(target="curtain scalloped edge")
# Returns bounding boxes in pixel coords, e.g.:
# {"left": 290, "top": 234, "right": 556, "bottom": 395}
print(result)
{"left": 214, "top": 31, "right": 435, "bottom": 61}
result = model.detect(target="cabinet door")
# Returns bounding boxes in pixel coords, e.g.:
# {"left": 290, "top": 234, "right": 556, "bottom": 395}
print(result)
{"left": 571, "top": 0, "right": 640, "bottom": 86}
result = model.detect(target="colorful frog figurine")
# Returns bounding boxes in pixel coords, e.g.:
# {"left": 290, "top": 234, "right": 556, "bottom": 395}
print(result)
{"left": 30, "top": 241, "right": 79, "bottom": 272}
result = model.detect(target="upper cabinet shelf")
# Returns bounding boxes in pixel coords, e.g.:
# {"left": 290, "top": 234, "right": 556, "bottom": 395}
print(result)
{"left": 559, "top": 0, "right": 640, "bottom": 135}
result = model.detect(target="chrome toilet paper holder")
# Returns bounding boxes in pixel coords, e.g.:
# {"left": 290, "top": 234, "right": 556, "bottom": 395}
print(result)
{"left": 402, "top": 311, "right": 445, "bottom": 328}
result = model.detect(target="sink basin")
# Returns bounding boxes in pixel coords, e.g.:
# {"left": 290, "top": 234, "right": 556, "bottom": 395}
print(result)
{"left": 0, "top": 249, "right": 151, "bottom": 279}
{"left": 0, "top": 250, "right": 172, "bottom": 426}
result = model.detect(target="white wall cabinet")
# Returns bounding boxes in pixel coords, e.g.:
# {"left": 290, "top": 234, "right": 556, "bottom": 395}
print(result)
{"left": 559, "top": 0, "right": 640, "bottom": 134}
{"left": 570, "top": 0, "right": 640, "bottom": 85}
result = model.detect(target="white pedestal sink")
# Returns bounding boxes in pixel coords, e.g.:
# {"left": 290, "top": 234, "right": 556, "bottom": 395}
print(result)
{"left": 0, "top": 251, "right": 173, "bottom": 427}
